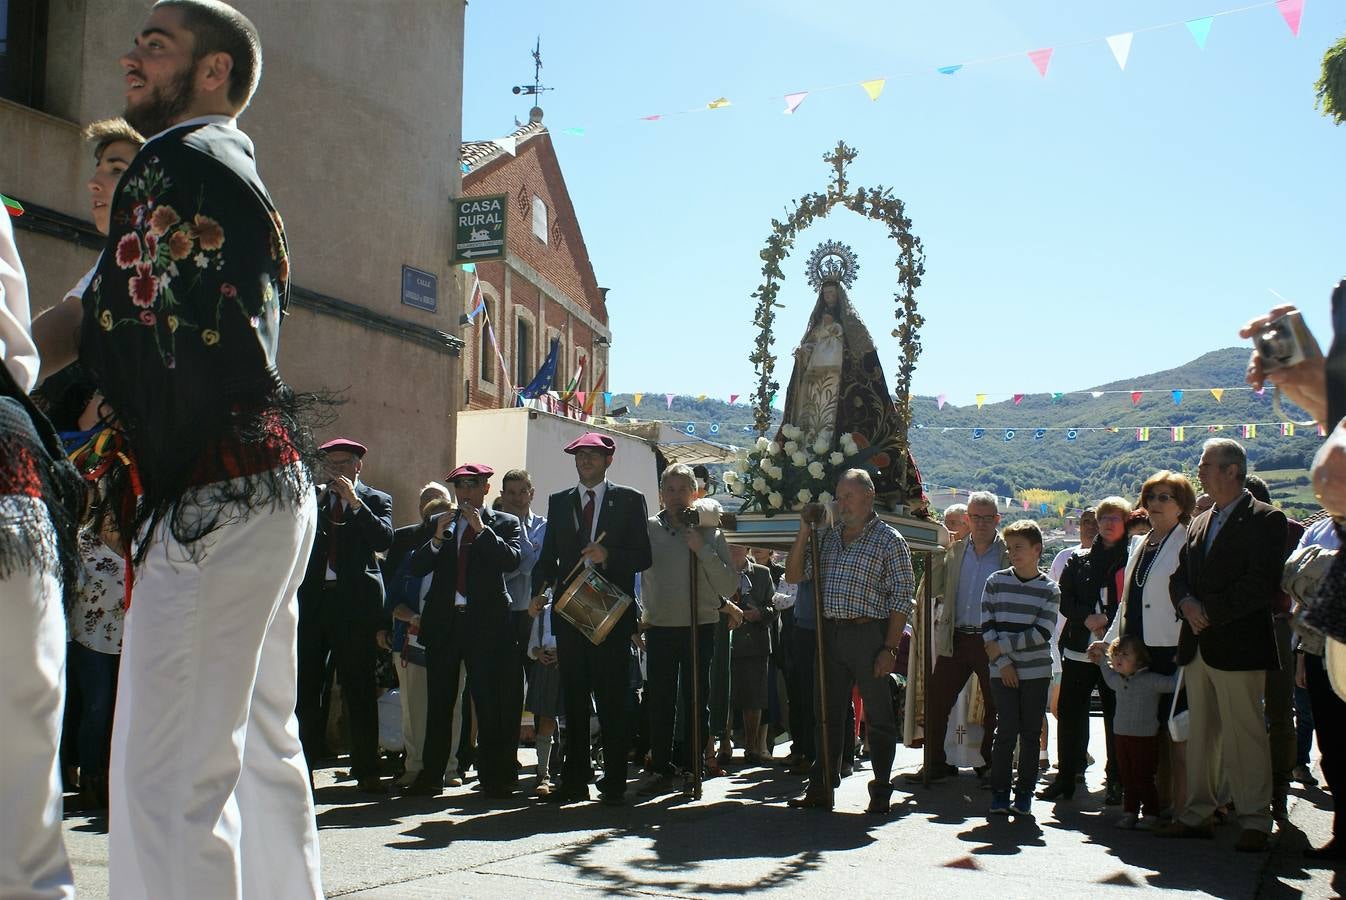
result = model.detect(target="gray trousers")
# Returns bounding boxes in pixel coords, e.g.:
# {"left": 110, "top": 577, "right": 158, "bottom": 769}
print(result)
{"left": 809, "top": 619, "right": 897, "bottom": 789}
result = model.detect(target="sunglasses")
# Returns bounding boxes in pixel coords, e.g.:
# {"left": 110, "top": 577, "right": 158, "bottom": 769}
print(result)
{"left": 1146, "top": 492, "right": 1177, "bottom": 504}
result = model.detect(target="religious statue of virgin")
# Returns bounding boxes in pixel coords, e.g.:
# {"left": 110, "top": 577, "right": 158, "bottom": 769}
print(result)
{"left": 778, "top": 241, "right": 927, "bottom": 514}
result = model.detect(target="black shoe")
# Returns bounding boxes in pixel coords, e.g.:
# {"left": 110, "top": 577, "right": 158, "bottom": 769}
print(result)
{"left": 356, "top": 777, "right": 388, "bottom": 795}
{"left": 599, "top": 791, "right": 626, "bottom": 806}
{"left": 399, "top": 774, "right": 441, "bottom": 797}
{"left": 637, "top": 774, "right": 678, "bottom": 798}
{"left": 902, "top": 763, "right": 956, "bottom": 784}
{"left": 1104, "top": 782, "right": 1124, "bottom": 806}
{"left": 974, "top": 765, "right": 992, "bottom": 789}
{"left": 542, "top": 784, "right": 590, "bottom": 804}
{"left": 1038, "top": 780, "right": 1075, "bottom": 802}
{"left": 866, "top": 780, "right": 893, "bottom": 815}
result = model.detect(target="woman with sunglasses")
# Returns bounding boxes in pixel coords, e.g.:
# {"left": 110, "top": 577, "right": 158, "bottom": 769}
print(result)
{"left": 1095, "top": 472, "right": 1197, "bottom": 820}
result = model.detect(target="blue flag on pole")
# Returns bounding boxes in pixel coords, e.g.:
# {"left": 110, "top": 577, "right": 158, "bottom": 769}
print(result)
{"left": 519, "top": 338, "right": 560, "bottom": 404}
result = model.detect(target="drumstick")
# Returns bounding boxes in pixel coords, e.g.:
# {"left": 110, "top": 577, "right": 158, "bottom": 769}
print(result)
{"left": 561, "top": 530, "right": 608, "bottom": 587}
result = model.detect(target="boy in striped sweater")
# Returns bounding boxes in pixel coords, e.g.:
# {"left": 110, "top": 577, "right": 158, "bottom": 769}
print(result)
{"left": 982, "top": 520, "right": 1060, "bottom": 817}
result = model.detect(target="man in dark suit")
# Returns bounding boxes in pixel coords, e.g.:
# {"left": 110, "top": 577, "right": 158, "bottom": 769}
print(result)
{"left": 297, "top": 438, "right": 395, "bottom": 794}
{"left": 404, "top": 463, "right": 522, "bottom": 798}
{"left": 532, "top": 433, "right": 653, "bottom": 805}
{"left": 1157, "top": 438, "right": 1286, "bottom": 851}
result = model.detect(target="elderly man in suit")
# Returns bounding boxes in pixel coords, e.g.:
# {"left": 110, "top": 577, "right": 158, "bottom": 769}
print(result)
{"left": 1157, "top": 438, "right": 1287, "bottom": 851}
{"left": 902, "top": 491, "right": 1009, "bottom": 784}
{"left": 403, "top": 463, "right": 521, "bottom": 798}
{"left": 532, "top": 433, "right": 653, "bottom": 806}
{"left": 297, "top": 438, "right": 394, "bottom": 794}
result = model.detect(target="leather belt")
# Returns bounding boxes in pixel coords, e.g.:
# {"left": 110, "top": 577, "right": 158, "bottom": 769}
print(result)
{"left": 954, "top": 627, "right": 983, "bottom": 635}
{"left": 829, "top": 615, "right": 882, "bottom": 624}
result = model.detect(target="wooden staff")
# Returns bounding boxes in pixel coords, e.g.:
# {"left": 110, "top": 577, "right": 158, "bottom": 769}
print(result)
{"left": 688, "top": 547, "right": 703, "bottom": 800}
{"left": 921, "top": 550, "right": 933, "bottom": 788}
{"left": 807, "top": 508, "right": 834, "bottom": 805}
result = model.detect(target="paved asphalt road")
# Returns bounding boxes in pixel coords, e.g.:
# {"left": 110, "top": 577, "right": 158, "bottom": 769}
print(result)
{"left": 64, "top": 721, "right": 1342, "bottom": 898}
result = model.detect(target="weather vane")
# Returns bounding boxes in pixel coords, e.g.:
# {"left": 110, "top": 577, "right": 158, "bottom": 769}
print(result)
{"left": 512, "top": 37, "right": 553, "bottom": 103}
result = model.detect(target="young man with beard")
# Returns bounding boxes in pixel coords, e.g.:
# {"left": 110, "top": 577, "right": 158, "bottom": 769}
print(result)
{"left": 60, "top": 3, "right": 322, "bottom": 897}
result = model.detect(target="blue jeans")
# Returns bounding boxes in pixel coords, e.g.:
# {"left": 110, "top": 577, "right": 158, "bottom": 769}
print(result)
{"left": 1296, "top": 683, "right": 1316, "bottom": 766}
{"left": 67, "top": 641, "right": 119, "bottom": 774}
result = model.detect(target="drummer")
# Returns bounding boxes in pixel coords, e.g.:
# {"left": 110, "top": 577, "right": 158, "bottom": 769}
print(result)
{"left": 532, "top": 432, "right": 653, "bottom": 806}
{"left": 637, "top": 464, "right": 743, "bottom": 798}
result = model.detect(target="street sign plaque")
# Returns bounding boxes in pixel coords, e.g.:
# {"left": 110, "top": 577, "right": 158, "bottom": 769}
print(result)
{"left": 453, "top": 194, "right": 507, "bottom": 263}
{"left": 400, "top": 265, "right": 437, "bottom": 312}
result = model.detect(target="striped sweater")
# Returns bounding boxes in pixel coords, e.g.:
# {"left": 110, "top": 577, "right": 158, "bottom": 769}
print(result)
{"left": 980, "top": 568, "right": 1060, "bottom": 682}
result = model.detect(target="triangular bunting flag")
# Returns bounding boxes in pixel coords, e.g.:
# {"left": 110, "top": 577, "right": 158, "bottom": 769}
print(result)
{"left": 972, "top": 428, "right": 986, "bottom": 440}
{"left": 1003, "top": 429, "right": 1016, "bottom": 442}
{"left": 1013, "top": 394, "right": 1025, "bottom": 406}
{"left": 562, "top": 127, "right": 585, "bottom": 137}
{"left": 1106, "top": 33, "right": 1134, "bottom": 70}
{"left": 1172, "top": 426, "right": 1185, "bottom": 442}
{"left": 1186, "top": 17, "right": 1214, "bottom": 50}
{"left": 1277, "top": 0, "right": 1304, "bottom": 37}
{"left": 696, "top": 394, "right": 707, "bottom": 401}
{"left": 1131, "top": 391, "right": 1142, "bottom": 406}
{"left": 861, "top": 79, "right": 886, "bottom": 101}
{"left": 1210, "top": 388, "right": 1224, "bottom": 402}
{"left": 937, "top": 394, "right": 947, "bottom": 410}
{"left": 460, "top": 262, "right": 476, "bottom": 273}
{"left": 1028, "top": 47, "right": 1053, "bottom": 78}
{"left": 1137, "top": 427, "right": 1151, "bottom": 442}
{"left": 1022, "top": 499, "right": 1030, "bottom": 511}
{"left": 1319, "top": 423, "right": 1328, "bottom": 437}
{"left": 1281, "top": 422, "right": 1296, "bottom": 436}
{"left": 1066, "top": 429, "right": 1078, "bottom": 442}
{"left": 665, "top": 393, "right": 675, "bottom": 409}
{"left": 1172, "top": 390, "right": 1183, "bottom": 405}
{"left": 784, "top": 91, "right": 808, "bottom": 114}
{"left": 729, "top": 394, "right": 739, "bottom": 405}
{"left": 937, "top": 64, "right": 963, "bottom": 75}
{"left": 633, "top": 392, "right": 643, "bottom": 407}
{"left": 492, "top": 136, "right": 518, "bottom": 156}
{"left": 640, "top": 115, "right": 662, "bottom": 122}
{"left": 2, "top": 195, "right": 25, "bottom": 217}
{"left": 1242, "top": 423, "right": 1258, "bottom": 438}
{"left": 1034, "top": 428, "right": 1047, "bottom": 441}
{"left": 574, "top": 391, "right": 586, "bottom": 406}
{"left": 1051, "top": 392, "right": 1063, "bottom": 402}
{"left": 975, "top": 393, "right": 986, "bottom": 409}
{"left": 1091, "top": 391, "right": 1104, "bottom": 399}
{"left": 1058, "top": 505, "right": 1066, "bottom": 517}
{"left": 707, "top": 97, "right": 731, "bottom": 110}
{"left": 1040, "top": 503, "right": 1049, "bottom": 514}
{"left": 603, "top": 391, "right": 613, "bottom": 405}
{"left": 1255, "top": 386, "right": 1266, "bottom": 397}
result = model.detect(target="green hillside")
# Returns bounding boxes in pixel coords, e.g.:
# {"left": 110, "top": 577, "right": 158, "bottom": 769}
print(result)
{"left": 611, "top": 347, "right": 1320, "bottom": 519}
{"left": 907, "top": 347, "right": 1319, "bottom": 517}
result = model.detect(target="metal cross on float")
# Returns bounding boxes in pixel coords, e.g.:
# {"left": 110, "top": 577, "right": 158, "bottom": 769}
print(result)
{"left": 822, "top": 141, "right": 858, "bottom": 196}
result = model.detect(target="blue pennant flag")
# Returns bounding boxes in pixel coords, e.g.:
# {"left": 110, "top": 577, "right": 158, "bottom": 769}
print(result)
{"left": 518, "top": 338, "right": 560, "bottom": 403}
{"left": 1003, "top": 429, "right": 1016, "bottom": 442}
{"left": 1065, "top": 428, "right": 1078, "bottom": 442}
{"left": 972, "top": 428, "right": 985, "bottom": 441}
{"left": 709, "top": 423, "right": 720, "bottom": 435}
{"left": 1033, "top": 428, "right": 1047, "bottom": 441}
{"left": 685, "top": 423, "right": 697, "bottom": 434}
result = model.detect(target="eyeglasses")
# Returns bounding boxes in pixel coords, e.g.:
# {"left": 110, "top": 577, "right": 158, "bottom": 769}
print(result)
{"left": 1097, "top": 514, "right": 1125, "bottom": 525}
{"left": 453, "top": 478, "right": 484, "bottom": 488}
{"left": 968, "top": 514, "right": 999, "bottom": 524}
{"left": 1146, "top": 492, "right": 1177, "bottom": 504}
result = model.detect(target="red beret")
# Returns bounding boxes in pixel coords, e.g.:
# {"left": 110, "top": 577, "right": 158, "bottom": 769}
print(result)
{"left": 564, "top": 432, "right": 616, "bottom": 455}
{"left": 320, "top": 438, "right": 367, "bottom": 457}
{"left": 446, "top": 462, "right": 494, "bottom": 482}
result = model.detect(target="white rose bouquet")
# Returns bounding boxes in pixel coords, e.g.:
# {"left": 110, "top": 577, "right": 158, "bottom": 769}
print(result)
{"left": 726, "top": 425, "right": 859, "bottom": 516}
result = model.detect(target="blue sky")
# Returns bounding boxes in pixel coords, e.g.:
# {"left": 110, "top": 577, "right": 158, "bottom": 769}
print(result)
{"left": 462, "top": 0, "right": 1344, "bottom": 408}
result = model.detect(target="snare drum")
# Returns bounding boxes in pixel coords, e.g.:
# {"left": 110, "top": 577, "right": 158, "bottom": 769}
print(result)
{"left": 555, "top": 567, "right": 634, "bottom": 645}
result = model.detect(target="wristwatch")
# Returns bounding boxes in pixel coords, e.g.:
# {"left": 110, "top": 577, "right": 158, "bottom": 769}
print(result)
{"left": 883, "top": 645, "right": 899, "bottom": 659}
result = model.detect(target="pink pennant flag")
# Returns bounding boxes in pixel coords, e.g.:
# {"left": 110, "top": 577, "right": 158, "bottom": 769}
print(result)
{"left": 1012, "top": 393, "right": 1024, "bottom": 406}
{"left": 575, "top": 391, "right": 586, "bottom": 406}
{"left": 1130, "top": 391, "right": 1142, "bottom": 406}
{"left": 937, "top": 393, "right": 947, "bottom": 410}
{"left": 783, "top": 92, "right": 808, "bottom": 114}
{"left": 1028, "top": 48, "right": 1053, "bottom": 78}
{"left": 729, "top": 394, "right": 739, "bottom": 405}
{"left": 1319, "top": 423, "right": 1328, "bottom": 437}
{"left": 665, "top": 393, "right": 675, "bottom": 409}
{"left": 1021, "top": 499, "right": 1030, "bottom": 511}
{"left": 641, "top": 115, "right": 662, "bottom": 122}
{"left": 1276, "top": 0, "right": 1304, "bottom": 37}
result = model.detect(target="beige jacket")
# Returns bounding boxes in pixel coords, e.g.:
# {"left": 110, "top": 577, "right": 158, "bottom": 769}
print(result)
{"left": 929, "top": 535, "right": 1011, "bottom": 658}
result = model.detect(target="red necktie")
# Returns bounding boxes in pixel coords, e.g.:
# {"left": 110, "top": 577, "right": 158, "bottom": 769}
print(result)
{"left": 581, "top": 489, "right": 596, "bottom": 543}
{"left": 456, "top": 520, "right": 477, "bottom": 595}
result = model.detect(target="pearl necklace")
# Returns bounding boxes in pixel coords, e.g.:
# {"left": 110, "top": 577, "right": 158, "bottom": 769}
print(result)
{"left": 1133, "top": 526, "right": 1176, "bottom": 589}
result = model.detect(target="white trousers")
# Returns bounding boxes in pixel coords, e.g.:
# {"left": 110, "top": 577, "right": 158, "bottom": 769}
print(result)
{"left": 395, "top": 660, "right": 428, "bottom": 773}
{"left": 0, "top": 499, "right": 74, "bottom": 899}
{"left": 109, "top": 486, "right": 323, "bottom": 900}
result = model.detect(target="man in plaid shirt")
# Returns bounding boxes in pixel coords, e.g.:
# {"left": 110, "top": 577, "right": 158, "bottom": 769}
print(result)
{"left": 784, "top": 469, "right": 914, "bottom": 814}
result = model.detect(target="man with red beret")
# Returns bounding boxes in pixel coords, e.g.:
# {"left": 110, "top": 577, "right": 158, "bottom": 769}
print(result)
{"left": 404, "top": 463, "right": 523, "bottom": 798}
{"left": 533, "top": 432, "right": 653, "bottom": 805}
{"left": 296, "top": 438, "right": 394, "bottom": 793}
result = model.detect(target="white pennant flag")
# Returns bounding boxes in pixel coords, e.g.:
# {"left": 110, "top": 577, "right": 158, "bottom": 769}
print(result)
{"left": 1106, "top": 33, "right": 1133, "bottom": 71}
{"left": 492, "top": 136, "right": 518, "bottom": 156}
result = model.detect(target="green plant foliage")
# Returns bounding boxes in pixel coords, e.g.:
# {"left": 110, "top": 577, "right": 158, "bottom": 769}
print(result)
{"left": 1316, "top": 32, "right": 1346, "bottom": 125}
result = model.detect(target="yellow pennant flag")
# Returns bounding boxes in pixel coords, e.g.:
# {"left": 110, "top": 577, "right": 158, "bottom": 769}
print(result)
{"left": 1057, "top": 505, "right": 1066, "bottom": 517}
{"left": 696, "top": 394, "right": 707, "bottom": 401}
{"left": 975, "top": 393, "right": 986, "bottom": 409}
{"left": 861, "top": 79, "right": 886, "bottom": 101}
{"left": 707, "top": 97, "right": 731, "bottom": 110}
{"left": 633, "top": 392, "right": 644, "bottom": 407}
{"left": 1210, "top": 388, "right": 1224, "bottom": 402}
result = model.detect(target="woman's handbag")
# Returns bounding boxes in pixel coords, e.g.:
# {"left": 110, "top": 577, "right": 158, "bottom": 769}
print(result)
{"left": 1167, "top": 668, "right": 1189, "bottom": 743}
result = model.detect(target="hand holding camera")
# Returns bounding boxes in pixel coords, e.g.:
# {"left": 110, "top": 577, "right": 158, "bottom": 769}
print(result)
{"left": 1240, "top": 305, "right": 1327, "bottom": 424}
